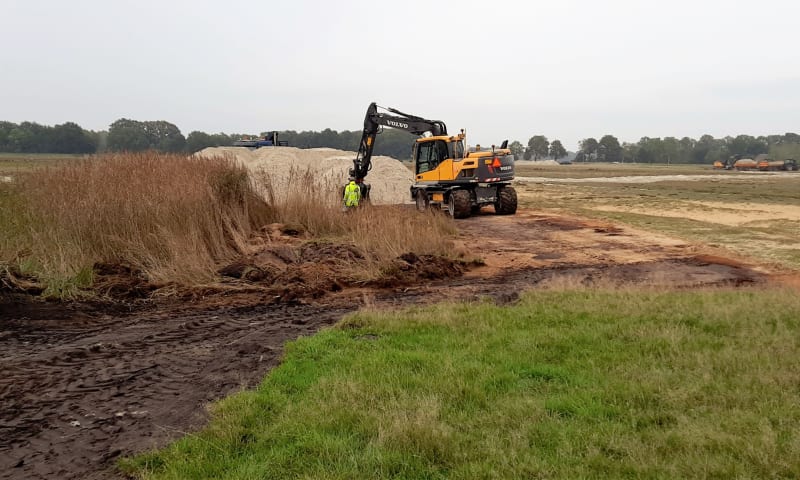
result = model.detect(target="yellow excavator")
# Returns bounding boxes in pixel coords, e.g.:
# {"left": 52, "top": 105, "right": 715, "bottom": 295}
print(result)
{"left": 349, "top": 102, "right": 516, "bottom": 218}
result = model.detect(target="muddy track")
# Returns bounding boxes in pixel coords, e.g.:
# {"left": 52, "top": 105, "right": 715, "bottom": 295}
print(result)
{"left": 375, "top": 257, "right": 765, "bottom": 308}
{"left": 0, "top": 301, "right": 354, "bottom": 479}
{"left": 0, "top": 211, "right": 772, "bottom": 479}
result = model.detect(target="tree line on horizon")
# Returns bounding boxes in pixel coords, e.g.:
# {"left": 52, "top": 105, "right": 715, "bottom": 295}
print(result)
{"left": 1, "top": 118, "right": 799, "bottom": 164}
{"left": 515, "top": 133, "right": 800, "bottom": 164}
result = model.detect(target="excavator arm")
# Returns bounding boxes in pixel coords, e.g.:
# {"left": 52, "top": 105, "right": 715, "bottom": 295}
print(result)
{"left": 350, "top": 103, "right": 447, "bottom": 187}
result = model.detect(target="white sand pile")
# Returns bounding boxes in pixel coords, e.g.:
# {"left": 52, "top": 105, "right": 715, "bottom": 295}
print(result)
{"left": 195, "top": 146, "right": 413, "bottom": 205}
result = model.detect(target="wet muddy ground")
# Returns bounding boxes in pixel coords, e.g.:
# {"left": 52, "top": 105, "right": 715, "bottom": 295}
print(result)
{"left": 0, "top": 210, "right": 776, "bottom": 479}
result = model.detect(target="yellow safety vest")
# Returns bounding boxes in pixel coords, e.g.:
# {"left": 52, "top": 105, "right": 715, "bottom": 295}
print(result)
{"left": 344, "top": 181, "right": 361, "bottom": 207}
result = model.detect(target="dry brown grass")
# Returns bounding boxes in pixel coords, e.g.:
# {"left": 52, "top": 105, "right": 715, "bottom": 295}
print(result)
{"left": 1, "top": 153, "right": 457, "bottom": 296}
{"left": 2, "top": 152, "right": 271, "bottom": 293}
{"left": 257, "top": 167, "right": 456, "bottom": 262}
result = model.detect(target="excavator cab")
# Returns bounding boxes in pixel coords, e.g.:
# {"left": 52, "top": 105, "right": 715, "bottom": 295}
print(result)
{"left": 413, "top": 139, "right": 450, "bottom": 176}
{"left": 412, "top": 133, "right": 470, "bottom": 181}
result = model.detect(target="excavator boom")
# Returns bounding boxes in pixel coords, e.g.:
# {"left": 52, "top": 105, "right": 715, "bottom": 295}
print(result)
{"left": 351, "top": 103, "right": 447, "bottom": 183}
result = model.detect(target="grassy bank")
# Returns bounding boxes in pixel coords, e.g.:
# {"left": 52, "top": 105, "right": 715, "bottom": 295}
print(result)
{"left": 123, "top": 289, "right": 800, "bottom": 479}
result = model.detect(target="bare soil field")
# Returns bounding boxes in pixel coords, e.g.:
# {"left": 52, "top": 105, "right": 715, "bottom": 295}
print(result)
{"left": 514, "top": 170, "right": 800, "bottom": 268}
{"left": 0, "top": 206, "right": 785, "bottom": 479}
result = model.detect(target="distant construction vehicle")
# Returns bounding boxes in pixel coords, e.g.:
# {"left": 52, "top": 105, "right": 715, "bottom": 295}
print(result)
{"left": 757, "top": 158, "right": 798, "bottom": 171}
{"left": 349, "top": 102, "right": 516, "bottom": 218}
{"left": 233, "top": 131, "right": 288, "bottom": 149}
{"left": 712, "top": 157, "right": 733, "bottom": 170}
{"left": 733, "top": 157, "right": 759, "bottom": 171}
{"left": 713, "top": 154, "right": 797, "bottom": 172}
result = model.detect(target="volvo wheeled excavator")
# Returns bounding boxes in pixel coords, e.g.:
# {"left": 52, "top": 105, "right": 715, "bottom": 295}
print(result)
{"left": 349, "top": 102, "right": 516, "bottom": 218}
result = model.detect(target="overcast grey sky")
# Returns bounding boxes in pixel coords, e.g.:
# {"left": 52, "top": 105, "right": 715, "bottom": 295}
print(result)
{"left": 2, "top": 0, "right": 799, "bottom": 149}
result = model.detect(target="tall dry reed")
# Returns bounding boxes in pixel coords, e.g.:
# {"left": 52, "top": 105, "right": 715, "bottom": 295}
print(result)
{"left": 0, "top": 154, "right": 457, "bottom": 295}
{"left": 4, "top": 152, "right": 270, "bottom": 289}
{"left": 255, "top": 166, "right": 456, "bottom": 262}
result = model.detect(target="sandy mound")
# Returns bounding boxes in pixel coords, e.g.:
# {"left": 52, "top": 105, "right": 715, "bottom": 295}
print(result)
{"left": 195, "top": 146, "right": 413, "bottom": 205}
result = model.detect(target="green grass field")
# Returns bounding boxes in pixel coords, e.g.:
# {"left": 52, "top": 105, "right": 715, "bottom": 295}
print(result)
{"left": 513, "top": 162, "right": 719, "bottom": 179}
{"left": 0, "top": 152, "right": 83, "bottom": 174}
{"left": 122, "top": 290, "right": 800, "bottom": 479}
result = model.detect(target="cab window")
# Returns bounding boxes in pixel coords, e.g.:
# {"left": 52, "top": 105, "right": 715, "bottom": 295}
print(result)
{"left": 436, "top": 140, "right": 450, "bottom": 162}
{"left": 449, "top": 140, "right": 464, "bottom": 160}
{"left": 416, "top": 142, "right": 434, "bottom": 174}
{"left": 417, "top": 140, "right": 451, "bottom": 174}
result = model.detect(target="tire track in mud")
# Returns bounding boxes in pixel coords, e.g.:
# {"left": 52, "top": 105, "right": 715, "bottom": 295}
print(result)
{"left": 373, "top": 212, "right": 766, "bottom": 306}
{"left": 374, "top": 257, "right": 765, "bottom": 308}
{"left": 0, "top": 301, "right": 354, "bottom": 479}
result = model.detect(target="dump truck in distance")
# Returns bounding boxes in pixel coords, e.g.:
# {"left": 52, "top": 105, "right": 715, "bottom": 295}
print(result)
{"left": 233, "top": 131, "right": 288, "bottom": 149}
{"left": 757, "top": 158, "right": 798, "bottom": 171}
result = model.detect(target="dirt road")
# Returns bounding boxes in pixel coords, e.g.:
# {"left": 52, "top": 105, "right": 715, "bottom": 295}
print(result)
{"left": 0, "top": 209, "right": 773, "bottom": 479}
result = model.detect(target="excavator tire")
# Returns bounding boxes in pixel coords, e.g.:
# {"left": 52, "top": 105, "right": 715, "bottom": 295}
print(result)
{"left": 447, "top": 190, "right": 472, "bottom": 219}
{"left": 415, "top": 189, "right": 429, "bottom": 212}
{"left": 495, "top": 186, "right": 517, "bottom": 215}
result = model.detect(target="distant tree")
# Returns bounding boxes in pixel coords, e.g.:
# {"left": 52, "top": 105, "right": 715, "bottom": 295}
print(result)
{"left": 635, "top": 137, "right": 655, "bottom": 163}
{"left": 705, "top": 145, "right": 731, "bottom": 163}
{"left": 108, "top": 119, "right": 185, "bottom": 152}
{"left": 527, "top": 135, "right": 549, "bottom": 160}
{"left": 727, "top": 134, "right": 767, "bottom": 156}
{"left": 549, "top": 140, "right": 567, "bottom": 160}
{"left": 579, "top": 138, "right": 598, "bottom": 160}
{"left": 107, "top": 119, "right": 150, "bottom": 152}
{"left": 662, "top": 137, "right": 681, "bottom": 164}
{"left": 186, "top": 131, "right": 235, "bottom": 152}
{"left": 782, "top": 132, "right": 800, "bottom": 144}
{"left": 372, "top": 129, "right": 414, "bottom": 159}
{"left": 0, "top": 121, "right": 15, "bottom": 151}
{"left": 622, "top": 142, "right": 639, "bottom": 163}
{"left": 678, "top": 137, "right": 695, "bottom": 163}
{"left": 146, "top": 121, "right": 185, "bottom": 152}
{"left": 210, "top": 132, "right": 233, "bottom": 147}
{"left": 185, "top": 131, "right": 214, "bottom": 153}
{"left": 50, "top": 122, "right": 96, "bottom": 153}
{"left": 276, "top": 128, "right": 412, "bottom": 159}
{"left": 18, "top": 122, "right": 51, "bottom": 152}
{"left": 0, "top": 120, "right": 96, "bottom": 153}
{"left": 598, "top": 135, "right": 622, "bottom": 162}
{"left": 6, "top": 127, "right": 34, "bottom": 153}
{"left": 691, "top": 134, "right": 716, "bottom": 164}
{"left": 508, "top": 140, "right": 524, "bottom": 159}
{"left": 770, "top": 143, "right": 800, "bottom": 161}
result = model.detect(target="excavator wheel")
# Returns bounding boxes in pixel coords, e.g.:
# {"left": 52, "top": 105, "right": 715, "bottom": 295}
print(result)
{"left": 495, "top": 186, "right": 517, "bottom": 215}
{"left": 446, "top": 190, "right": 472, "bottom": 219}
{"left": 415, "top": 189, "right": 429, "bottom": 212}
